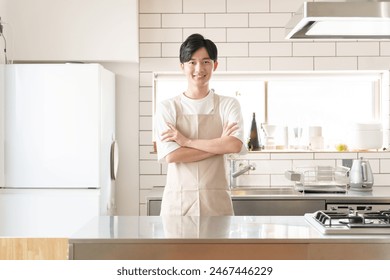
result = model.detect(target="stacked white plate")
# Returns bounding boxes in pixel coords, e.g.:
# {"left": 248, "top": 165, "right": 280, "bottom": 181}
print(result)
{"left": 350, "top": 122, "right": 382, "bottom": 150}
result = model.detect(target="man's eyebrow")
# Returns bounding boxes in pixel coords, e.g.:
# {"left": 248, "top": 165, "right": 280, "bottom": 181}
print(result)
{"left": 189, "top": 57, "right": 211, "bottom": 60}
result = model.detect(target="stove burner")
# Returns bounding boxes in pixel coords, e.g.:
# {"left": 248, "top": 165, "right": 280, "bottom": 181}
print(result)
{"left": 364, "top": 211, "right": 390, "bottom": 223}
{"left": 339, "top": 218, "right": 372, "bottom": 224}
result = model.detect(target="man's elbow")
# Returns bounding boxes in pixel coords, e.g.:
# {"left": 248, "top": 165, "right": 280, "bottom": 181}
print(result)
{"left": 229, "top": 138, "right": 243, "bottom": 154}
{"left": 165, "top": 149, "right": 182, "bottom": 163}
{"left": 231, "top": 144, "right": 242, "bottom": 154}
{"left": 165, "top": 153, "right": 175, "bottom": 163}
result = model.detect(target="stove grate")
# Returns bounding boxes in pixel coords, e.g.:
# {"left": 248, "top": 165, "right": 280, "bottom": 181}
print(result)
{"left": 313, "top": 210, "right": 390, "bottom": 228}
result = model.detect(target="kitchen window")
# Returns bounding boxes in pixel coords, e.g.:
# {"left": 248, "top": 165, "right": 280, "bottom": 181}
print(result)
{"left": 153, "top": 73, "right": 265, "bottom": 142}
{"left": 153, "top": 70, "right": 389, "bottom": 151}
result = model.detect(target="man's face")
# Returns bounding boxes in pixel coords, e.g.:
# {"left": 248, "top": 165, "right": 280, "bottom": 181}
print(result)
{"left": 181, "top": 47, "right": 218, "bottom": 88}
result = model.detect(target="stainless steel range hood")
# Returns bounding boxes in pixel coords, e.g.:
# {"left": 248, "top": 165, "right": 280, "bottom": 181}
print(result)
{"left": 285, "top": 1, "right": 390, "bottom": 40}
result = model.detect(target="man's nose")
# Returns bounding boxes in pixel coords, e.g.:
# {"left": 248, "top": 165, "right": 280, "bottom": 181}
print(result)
{"left": 195, "top": 62, "right": 204, "bottom": 72}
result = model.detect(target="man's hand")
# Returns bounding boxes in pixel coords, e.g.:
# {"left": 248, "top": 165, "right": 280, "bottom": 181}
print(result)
{"left": 160, "top": 123, "right": 190, "bottom": 147}
{"left": 221, "top": 122, "right": 239, "bottom": 137}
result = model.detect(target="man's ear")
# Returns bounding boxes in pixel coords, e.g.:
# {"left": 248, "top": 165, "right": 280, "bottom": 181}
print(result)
{"left": 213, "top": 60, "right": 218, "bottom": 71}
{"left": 180, "top": 63, "right": 184, "bottom": 71}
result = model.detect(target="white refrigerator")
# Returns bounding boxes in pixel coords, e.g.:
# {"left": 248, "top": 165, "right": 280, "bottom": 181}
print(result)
{"left": 0, "top": 63, "right": 117, "bottom": 236}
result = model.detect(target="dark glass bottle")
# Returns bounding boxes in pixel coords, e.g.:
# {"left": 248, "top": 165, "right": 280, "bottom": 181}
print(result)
{"left": 248, "top": 112, "right": 260, "bottom": 151}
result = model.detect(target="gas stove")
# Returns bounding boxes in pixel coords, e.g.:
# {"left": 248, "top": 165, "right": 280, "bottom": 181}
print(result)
{"left": 305, "top": 209, "right": 390, "bottom": 235}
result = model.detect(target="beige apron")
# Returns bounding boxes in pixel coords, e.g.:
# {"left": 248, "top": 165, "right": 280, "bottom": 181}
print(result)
{"left": 160, "top": 94, "right": 234, "bottom": 216}
{"left": 162, "top": 216, "right": 232, "bottom": 238}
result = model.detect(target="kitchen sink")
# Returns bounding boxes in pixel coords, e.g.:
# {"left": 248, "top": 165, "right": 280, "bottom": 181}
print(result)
{"left": 231, "top": 187, "right": 301, "bottom": 196}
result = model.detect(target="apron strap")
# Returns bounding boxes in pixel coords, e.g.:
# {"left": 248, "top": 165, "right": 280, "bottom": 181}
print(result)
{"left": 212, "top": 92, "right": 220, "bottom": 115}
{"left": 173, "top": 95, "right": 183, "bottom": 118}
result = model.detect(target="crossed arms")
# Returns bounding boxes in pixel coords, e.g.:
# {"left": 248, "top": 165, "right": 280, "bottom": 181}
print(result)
{"left": 160, "top": 122, "right": 242, "bottom": 163}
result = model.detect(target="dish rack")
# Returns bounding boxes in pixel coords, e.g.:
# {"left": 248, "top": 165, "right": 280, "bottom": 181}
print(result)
{"left": 285, "top": 166, "right": 350, "bottom": 193}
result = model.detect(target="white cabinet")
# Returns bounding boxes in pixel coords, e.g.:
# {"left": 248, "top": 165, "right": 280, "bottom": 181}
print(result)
{"left": 2, "top": 0, "right": 138, "bottom": 62}
{"left": 0, "top": 189, "right": 100, "bottom": 237}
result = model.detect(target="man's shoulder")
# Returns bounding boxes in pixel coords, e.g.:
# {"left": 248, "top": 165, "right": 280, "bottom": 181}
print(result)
{"left": 215, "top": 93, "right": 239, "bottom": 106}
{"left": 159, "top": 95, "right": 180, "bottom": 108}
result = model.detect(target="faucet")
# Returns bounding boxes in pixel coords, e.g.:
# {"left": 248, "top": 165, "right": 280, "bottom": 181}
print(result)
{"left": 229, "top": 160, "right": 256, "bottom": 188}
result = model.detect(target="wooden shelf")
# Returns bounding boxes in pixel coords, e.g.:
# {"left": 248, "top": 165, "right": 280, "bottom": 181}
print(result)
{"left": 0, "top": 238, "right": 68, "bottom": 260}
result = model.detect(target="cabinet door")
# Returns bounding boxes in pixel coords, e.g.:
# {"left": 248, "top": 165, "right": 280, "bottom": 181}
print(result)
{"left": 4, "top": 0, "right": 138, "bottom": 61}
{"left": 233, "top": 200, "right": 326, "bottom": 216}
{"left": 147, "top": 198, "right": 326, "bottom": 216}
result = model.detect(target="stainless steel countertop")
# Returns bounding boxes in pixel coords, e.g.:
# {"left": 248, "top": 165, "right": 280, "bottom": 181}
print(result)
{"left": 69, "top": 215, "right": 390, "bottom": 243}
{"left": 147, "top": 186, "right": 390, "bottom": 202}
{"left": 68, "top": 215, "right": 390, "bottom": 260}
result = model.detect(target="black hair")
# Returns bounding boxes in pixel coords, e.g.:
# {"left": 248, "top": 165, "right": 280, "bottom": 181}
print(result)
{"left": 179, "top": 33, "right": 218, "bottom": 63}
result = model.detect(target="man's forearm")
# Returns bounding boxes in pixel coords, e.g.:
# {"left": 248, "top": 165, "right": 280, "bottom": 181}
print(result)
{"left": 165, "top": 147, "right": 215, "bottom": 163}
{"left": 185, "top": 136, "right": 242, "bottom": 155}
{"left": 161, "top": 122, "right": 242, "bottom": 155}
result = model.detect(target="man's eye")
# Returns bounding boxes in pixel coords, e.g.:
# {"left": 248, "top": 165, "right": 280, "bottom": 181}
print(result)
{"left": 204, "top": 60, "right": 211, "bottom": 64}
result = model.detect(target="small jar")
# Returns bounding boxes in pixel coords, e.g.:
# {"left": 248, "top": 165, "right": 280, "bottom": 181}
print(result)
{"left": 309, "top": 126, "right": 324, "bottom": 150}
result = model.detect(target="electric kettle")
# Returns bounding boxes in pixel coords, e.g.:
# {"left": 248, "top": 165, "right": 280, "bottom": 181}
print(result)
{"left": 349, "top": 157, "right": 374, "bottom": 191}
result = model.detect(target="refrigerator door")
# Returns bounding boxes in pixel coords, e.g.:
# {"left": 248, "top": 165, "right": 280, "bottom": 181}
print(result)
{"left": 98, "top": 66, "right": 116, "bottom": 214}
{"left": 0, "top": 65, "right": 4, "bottom": 187}
{"left": 0, "top": 188, "right": 100, "bottom": 237}
{"left": 4, "top": 64, "right": 114, "bottom": 189}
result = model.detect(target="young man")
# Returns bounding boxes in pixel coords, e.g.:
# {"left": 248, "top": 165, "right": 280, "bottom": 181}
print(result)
{"left": 155, "top": 33, "right": 246, "bottom": 216}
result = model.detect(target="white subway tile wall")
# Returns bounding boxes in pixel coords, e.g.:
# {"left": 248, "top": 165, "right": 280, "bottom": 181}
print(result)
{"left": 227, "top": 28, "right": 269, "bottom": 42}
{"left": 270, "top": 57, "right": 313, "bottom": 70}
{"left": 250, "top": 42, "right": 291, "bottom": 56}
{"left": 139, "top": 0, "right": 182, "bottom": 13}
{"left": 162, "top": 14, "right": 205, "bottom": 28}
{"left": 293, "top": 42, "right": 336, "bottom": 57}
{"left": 183, "top": 0, "right": 226, "bottom": 13}
{"left": 139, "top": 14, "right": 161, "bottom": 28}
{"left": 227, "top": 0, "right": 269, "bottom": 13}
{"left": 139, "top": 43, "right": 161, "bottom": 57}
{"left": 358, "top": 57, "right": 390, "bottom": 70}
{"left": 227, "top": 57, "right": 270, "bottom": 71}
{"left": 162, "top": 43, "right": 182, "bottom": 57}
{"left": 381, "top": 42, "right": 390, "bottom": 56}
{"left": 138, "top": 0, "right": 390, "bottom": 215}
{"left": 206, "top": 14, "right": 248, "bottom": 28}
{"left": 270, "top": 0, "right": 305, "bottom": 12}
{"left": 336, "top": 42, "right": 380, "bottom": 56}
{"left": 314, "top": 57, "right": 358, "bottom": 71}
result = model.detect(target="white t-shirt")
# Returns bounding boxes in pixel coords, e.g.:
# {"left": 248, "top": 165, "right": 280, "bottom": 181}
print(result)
{"left": 154, "top": 89, "right": 247, "bottom": 162}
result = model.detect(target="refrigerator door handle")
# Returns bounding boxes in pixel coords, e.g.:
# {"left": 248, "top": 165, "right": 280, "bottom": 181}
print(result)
{"left": 110, "top": 140, "right": 119, "bottom": 180}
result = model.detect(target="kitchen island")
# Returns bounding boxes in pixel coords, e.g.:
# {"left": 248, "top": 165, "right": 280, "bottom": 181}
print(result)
{"left": 68, "top": 215, "right": 390, "bottom": 260}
